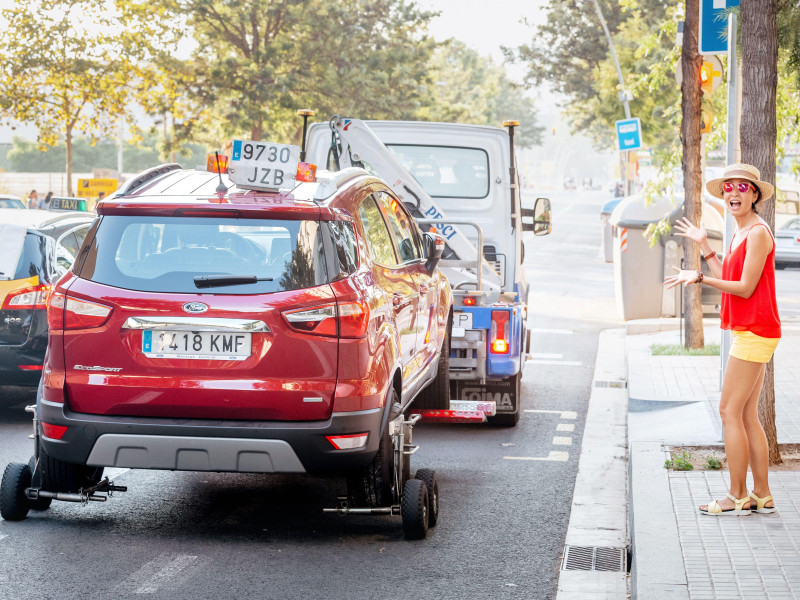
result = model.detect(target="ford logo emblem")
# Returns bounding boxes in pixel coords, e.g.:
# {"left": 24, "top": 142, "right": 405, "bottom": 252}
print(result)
{"left": 183, "top": 302, "right": 209, "bottom": 314}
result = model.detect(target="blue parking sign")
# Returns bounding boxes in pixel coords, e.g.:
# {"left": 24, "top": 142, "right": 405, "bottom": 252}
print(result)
{"left": 699, "top": 0, "right": 740, "bottom": 55}
{"left": 615, "top": 118, "right": 642, "bottom": 152}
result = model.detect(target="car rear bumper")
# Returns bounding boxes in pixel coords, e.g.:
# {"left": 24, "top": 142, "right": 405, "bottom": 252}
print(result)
{"left": 38, "top": 398, "right": 389, "bottom": 475}
{"left": 775, "top": 248, "right": 800, "bottom": 263}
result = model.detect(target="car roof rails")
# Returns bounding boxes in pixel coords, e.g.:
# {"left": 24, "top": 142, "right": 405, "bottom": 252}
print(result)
{"left": 313, "top": 167, "right": 369, "bottom": 201}
{"left": 116, "top": 163, "right": 183, "bottom": 197}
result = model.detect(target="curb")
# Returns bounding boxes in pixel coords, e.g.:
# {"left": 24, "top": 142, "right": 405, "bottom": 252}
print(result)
{"left": 556, "top": 329, "right": 629, "bottom": 599}
{"left": 629, "top": 442, "right": 689, "bottom": 599}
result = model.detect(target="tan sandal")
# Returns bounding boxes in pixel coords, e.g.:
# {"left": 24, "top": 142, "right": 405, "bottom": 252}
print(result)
{"left": 699, "top": 493, "right": 752, "bottom": 516}
{"left": 749, "top": 491, "right": 776, "bottom": 514}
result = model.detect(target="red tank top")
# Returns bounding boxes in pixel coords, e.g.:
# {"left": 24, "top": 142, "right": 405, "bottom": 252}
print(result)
{"left": 720, "top": 222, "right": 781, "bottom": 338}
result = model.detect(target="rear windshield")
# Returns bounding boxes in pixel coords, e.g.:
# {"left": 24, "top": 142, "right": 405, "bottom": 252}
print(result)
{"left": 386, "top": 144, "right": 490, "bottom": 199}
{"left": 78, "top": 216, "right": 357, "bottom": 294}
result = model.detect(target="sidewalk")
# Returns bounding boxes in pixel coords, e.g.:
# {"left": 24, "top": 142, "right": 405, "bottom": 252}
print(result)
{"left": 628, "top": 318, "right": 800, "bottom": 599}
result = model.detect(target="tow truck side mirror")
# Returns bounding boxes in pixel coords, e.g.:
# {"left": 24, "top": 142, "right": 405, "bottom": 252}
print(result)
{"left": 423, "top": 232, "right": 446, "bottom": 274}
{"left": 521, "top": 197, "right": 552, "bottom": 236}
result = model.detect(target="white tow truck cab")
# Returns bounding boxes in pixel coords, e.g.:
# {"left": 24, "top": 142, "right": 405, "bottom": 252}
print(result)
{"left": 306, "top": 117, "right": 551, "bottom": 426}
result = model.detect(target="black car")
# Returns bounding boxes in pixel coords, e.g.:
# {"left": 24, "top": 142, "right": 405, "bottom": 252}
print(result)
{"left": 0, "top": 208, "right": 96, "bottom": 387}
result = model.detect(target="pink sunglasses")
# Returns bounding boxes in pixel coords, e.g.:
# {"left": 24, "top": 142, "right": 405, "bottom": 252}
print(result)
{"left": 722, "top": 181, "right": 756, "bottom": 193}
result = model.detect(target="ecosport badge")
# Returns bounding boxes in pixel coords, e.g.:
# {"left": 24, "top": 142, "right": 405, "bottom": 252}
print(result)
{"left": 183, "top": 302, "right": 209, "bottom": 314}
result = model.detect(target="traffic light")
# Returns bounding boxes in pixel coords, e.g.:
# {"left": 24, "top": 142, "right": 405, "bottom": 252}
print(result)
{"left": 700, "top": 61, "right": 714, "bottom": 96}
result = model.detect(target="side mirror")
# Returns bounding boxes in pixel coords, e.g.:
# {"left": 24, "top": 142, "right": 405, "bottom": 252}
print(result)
{"left": 423, "top": 231, "right": 446, "bottom": 274}
{"left": 521, "top": 197, "right": 552, "bottom": 236}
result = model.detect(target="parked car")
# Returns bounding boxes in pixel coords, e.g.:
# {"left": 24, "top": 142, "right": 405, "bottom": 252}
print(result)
{"left": 0, "top": 195, "right": 26, "bottom": 209}
{"left": 0, "top": 209, "right": 96, "bottom": 387}
{"left": 775, "top": 216, "right": 800, "bottom": 269}
{"left": 35, "top": 164, "right": 452, "bottom": 512}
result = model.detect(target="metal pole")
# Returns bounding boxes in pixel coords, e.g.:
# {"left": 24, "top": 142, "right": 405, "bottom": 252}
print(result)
{"left": 721, "top": 13, "right": 738, "bottom": 386}
{"left": 588, "top": 0, "right": 632, "bottom": 196}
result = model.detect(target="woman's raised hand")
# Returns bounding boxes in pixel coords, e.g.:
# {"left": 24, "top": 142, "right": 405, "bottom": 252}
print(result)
{"left": 672, "top": 217, "right": 707, "bottom": 246}
{"left": 664, "top": 266, "right": 700, "bottom": 290}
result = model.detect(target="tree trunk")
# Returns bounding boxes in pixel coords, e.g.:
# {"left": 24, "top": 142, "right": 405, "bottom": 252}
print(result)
{"left": 65, "top": 127, "right": 74, "bottom": 197}
{"left": 740, "top": 0, "right": 781, "bottom": 464}
{"left": 251, "top": 119, "right": 263, "bottom": 142}
{"left": 681, "top": 0, "right": 704, "bottom": 349}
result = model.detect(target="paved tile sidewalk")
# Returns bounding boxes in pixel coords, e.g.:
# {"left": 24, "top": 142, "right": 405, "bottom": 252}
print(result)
{"left": 629, "top": 318, "right": 800, "bottom": 599}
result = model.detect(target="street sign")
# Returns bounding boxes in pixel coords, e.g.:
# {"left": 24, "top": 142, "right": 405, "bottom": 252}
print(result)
{"left": 615, "top": 118, "right": 642, "bottom": 152}
{"left": 699, "top": 0, "right": 740, "bottom": 55}
{"left": 77, "top": 178, "right": 118, "bottom": 198}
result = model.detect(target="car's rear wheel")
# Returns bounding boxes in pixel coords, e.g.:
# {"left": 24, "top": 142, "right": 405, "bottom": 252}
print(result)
{"left": 413, "top": 315, "right": 451, "bottom": 410}
{"left": 347, "top": 390, "right": 399, "bottom": 508}
{"left": 414, "top": 468, "right": 439, "bottom": 527}
{"left": 39, "top": 441, "right": 104, "bottom": 494}
{"left": 486, "top": 372, "right": 522, "bottom": 427}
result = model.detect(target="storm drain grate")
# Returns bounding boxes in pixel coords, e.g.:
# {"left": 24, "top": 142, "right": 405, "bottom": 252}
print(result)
{"left": 562, "top": 546, "right": 626, "bottom": 572}
{"left": 593, "top": 380, "right": 628, "bottom": 389}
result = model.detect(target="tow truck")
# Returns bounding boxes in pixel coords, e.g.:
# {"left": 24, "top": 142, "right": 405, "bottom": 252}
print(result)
{"left": 305, "top": 116, "right": 552, "bottom": 426}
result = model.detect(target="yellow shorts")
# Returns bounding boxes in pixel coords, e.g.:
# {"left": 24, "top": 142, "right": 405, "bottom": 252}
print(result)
{"left": 729, "top": 330, "right": 780, "bottom": 363}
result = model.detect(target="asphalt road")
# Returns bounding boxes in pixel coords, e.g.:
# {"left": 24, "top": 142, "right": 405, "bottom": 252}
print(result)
{"left": 0, "top": 188, "right": 621, "bottom": 600}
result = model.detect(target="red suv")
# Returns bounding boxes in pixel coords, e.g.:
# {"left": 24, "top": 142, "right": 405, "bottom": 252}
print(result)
{"left": 36, "top": 164, "right": 452, "bottom": 508}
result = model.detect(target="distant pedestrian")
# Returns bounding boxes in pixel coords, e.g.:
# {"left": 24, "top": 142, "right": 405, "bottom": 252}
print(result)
{"left": 27, "top": 190, "right": 37, "bottom": 209}
{"left": 665, "top": 163, "right": 780, "bottom": 516}
{"left": 37, "top": 191, "right": 53, "bottom": 210}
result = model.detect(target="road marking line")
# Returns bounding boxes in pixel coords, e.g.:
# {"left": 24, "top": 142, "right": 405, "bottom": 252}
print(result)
{"left": 121, "top": 554, "right": 198, "bottom": 595}
{"left": 556, "top": 423, "right": 575, "bottom": 432}
{"left": 530, "top": 328, "right": 574, "bottom": 335}
{"left": 104, "top": 468, "right": 131, "bottom": 480}
{"left": 530, "top": 353, "right": 563, "bottom": 359}
{"left": 553, "top": 436, "right": 573, "bottom": 446}
{"left": 504, "top": 451, "right": 569, "bottom": 462}
{"left": 0, "top": 535, "right": 7, "bottom": 541}
{"left": 528, "top": 359, "right": 583, "bottom": 366}
{"left": 525, "top": 410, "right": 578, "bottom": 420}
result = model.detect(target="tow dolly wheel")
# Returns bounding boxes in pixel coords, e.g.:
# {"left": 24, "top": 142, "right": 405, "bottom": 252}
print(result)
{"left": 0, "top": 463, "right": 32, "bottom": 521}
{"left": 401, "top": 478, "right": 429, "bottom": 540}
{"left": 414, "top": 468, "right": 439, "bottom": 527}
{"left": 27, "top": 457, "right": 52, "bottom": 511}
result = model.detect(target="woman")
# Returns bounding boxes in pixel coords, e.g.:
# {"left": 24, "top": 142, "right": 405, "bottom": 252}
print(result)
{"left": 665, "top": 163, "right": 781, "bottom": 516}
{"left": 37, "top": 191, "right": 53, "bottom": 210}
{"left": 27, "top": 189, "right": 38, "bottom": 209}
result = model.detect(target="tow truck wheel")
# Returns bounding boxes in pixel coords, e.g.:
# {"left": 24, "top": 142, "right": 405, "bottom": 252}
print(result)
{"left": 401, "top": 478, "right": 429, "bottom": 540}
{"left": 347, "top": 391, "right": 399, "bottom": 508}
{"left": 487, "top": 372, "right": 522, "bottom": 427}
{"left": 0, "top": 463, "right": 32, "bottom": 521}
{"left": 414, "top": 468, "right": 439, "bottom": 527}
{"left": 27, "top": 457, "right": 52, "bottom": 511}
{"left": 413, "top": 315, "right": 451, "bottom": 410}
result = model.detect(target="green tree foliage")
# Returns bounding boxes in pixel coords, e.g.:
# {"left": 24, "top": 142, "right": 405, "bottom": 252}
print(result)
{"left": 512, "top": 0, "right": 680, "bottom": 152}
{"left": 418, "top": 41, "right": 542, "bottom": 147}
{"left": 166, "top": 0, "right": 438, "bottom": 147}
{"left": 6, "top": 134, "right": 206, "bottom": 173}
{"left": 0, "top": 0, "right": 178, "bottom": 194}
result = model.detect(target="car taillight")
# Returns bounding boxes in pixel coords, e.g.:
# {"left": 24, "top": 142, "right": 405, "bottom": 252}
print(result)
{"left": 47, "top": 292, "right": 112, "bottom": 331}
{"left": 490, "top": 310, "right": 510, "bottom": 354}
{"left": 1, "top": 284, "right": 53, "bottom": 310}
{"left": 41, "top": 422, "right": 68, "bottom": 440}
{"left": 282, "top": 301, "right": 369, "bottom": 338}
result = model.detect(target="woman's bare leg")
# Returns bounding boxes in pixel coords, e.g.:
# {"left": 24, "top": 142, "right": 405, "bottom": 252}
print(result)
{"left": 700, "top": 356, "right": 764, "bottom": 511}
{"left": 742, "top": 363, "right": 773, "bottom": 507}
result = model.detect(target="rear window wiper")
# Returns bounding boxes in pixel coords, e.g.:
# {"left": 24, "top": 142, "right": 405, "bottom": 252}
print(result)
{"left": 193, "top": 275, "right": 274, "bottom": 288}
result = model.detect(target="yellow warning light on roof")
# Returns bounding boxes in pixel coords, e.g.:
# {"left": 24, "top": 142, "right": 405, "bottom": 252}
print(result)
{"left": 296, "top": 162, "right": 317, "bottom": 182}
{"left": 503, "top": 120, "right": 520, "bottom": 127}
{"left": 207, "top": 153, "right": 229, "bottom": 173}
{"left": 297, "top": 109, "right": 315, "bottom": 117}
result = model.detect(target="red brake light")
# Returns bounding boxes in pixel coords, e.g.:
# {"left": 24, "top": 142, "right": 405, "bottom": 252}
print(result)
{"left": 282, "top": 301, "right": 369, "bottom": 338}
{"left": 1, "top": 284, "right": 53, "bottom": 310}
{"left": 47, "top": 292, "right": 112, "bottom": 331}
{"left": 41, "top": 422, "right": 68, "bottom": 440}
{"left": 490, "top": 310, "right": 510, "bottom": 354}
{"left": 462, "top": 296, "right": 476, "bottom": 307}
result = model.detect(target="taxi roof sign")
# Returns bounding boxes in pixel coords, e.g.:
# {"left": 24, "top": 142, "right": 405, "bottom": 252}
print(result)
{"left": 50, "top": 197, "right": 88, "bottom": 212}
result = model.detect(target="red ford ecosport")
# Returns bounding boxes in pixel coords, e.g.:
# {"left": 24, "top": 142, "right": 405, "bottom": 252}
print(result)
{"left": 35, "top": 163, "right": 452, "bottom": 507}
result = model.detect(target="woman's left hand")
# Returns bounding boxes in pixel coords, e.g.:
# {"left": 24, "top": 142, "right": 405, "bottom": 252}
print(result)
{"left": 664, "top": 267, "right": 700, "bottom": 289}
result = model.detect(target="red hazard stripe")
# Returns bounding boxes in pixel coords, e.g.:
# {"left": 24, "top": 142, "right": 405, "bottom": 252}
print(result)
{"left": 415, "top": 409, "right": 487, "bottom": 423}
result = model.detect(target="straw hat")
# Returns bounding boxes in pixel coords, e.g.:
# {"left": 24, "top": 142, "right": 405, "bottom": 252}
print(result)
{"left": 706, "top": 163, "right": 774, "bottom": 201}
